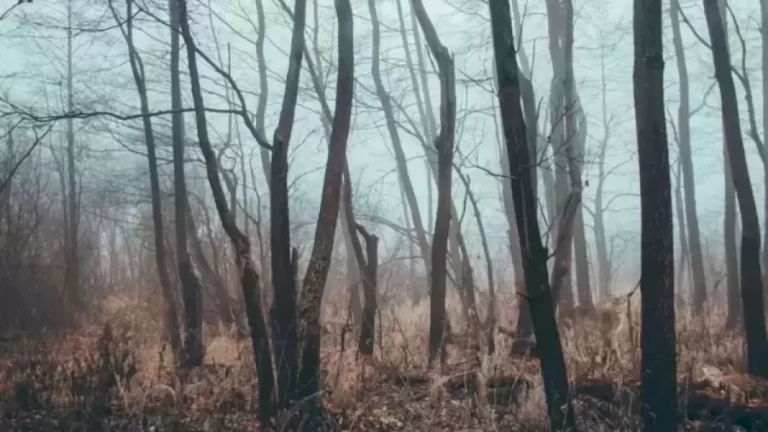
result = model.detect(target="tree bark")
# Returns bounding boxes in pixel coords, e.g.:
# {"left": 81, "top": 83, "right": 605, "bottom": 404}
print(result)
{"left": 409, "top": 0, "right": 456, "bottom": 371}
{"left": 703, "top": 0, "right": 768, "bottom": 378}
{"left": 294, "top": 0, "right": 354, "bottom": 416}
{"left": 177, "top": 0, "right": 275, "bottom": 420}
{"left": 108, "top": 0, "right": 182, "bottom": 360}
{"left": 633, "top": 0, "right": 678, "bottom": 429}
{"left": 268, "top": 0, "right": 309, "bottom": 409}
{"left": 169, "top": 0, "right": 203, "bottom": 368}
{"left": 488, "top": 1, "right": 575, "bottom": 429}
{"left": 760, "top": 0, "right": 768, "bottom": 313}
{"left": 670, "top": 0, "right": 708, "bottom": 315}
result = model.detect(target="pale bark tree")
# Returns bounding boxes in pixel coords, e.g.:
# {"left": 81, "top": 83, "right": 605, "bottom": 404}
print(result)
{"left": 632, "top": 0, "right": 677, "bottom": 429}
{"left": 669, "top": 0, "right": 708, "bottom": 315}
{"left": 488, "top": 0, "right": 575, "bottom": 429}
{"left": 703, "top": 0, "right": 768, "bottom": 378}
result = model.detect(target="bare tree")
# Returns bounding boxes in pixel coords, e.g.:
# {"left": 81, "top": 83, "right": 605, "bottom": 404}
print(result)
{"left": 64, "top": 0, "right": 81, "bottom": 309}
{"left": 176, "top": 0, "right": 275, "bottom": 420}
{"left": 169, "top": 0, "right": 203, "bottom": 367}
{"left": 294, "top": 0, "right": 354, "bottom": 418}
{"left": 488, "top": 0, "right": 575, "bottom": 429}
{"left": 703, "top": 0, "right": 768, "bottom": 378}
{"left": 409, "top": 0, "right": 456, "bottom": 372}
{"left": 669, "top": 0, "right": 708, "bottom": 316}
{"left": 633, "top": 0, "right": 677, "bottom": 429}
{"left": 107, "top": 0, "right": 182, "bottom": 360}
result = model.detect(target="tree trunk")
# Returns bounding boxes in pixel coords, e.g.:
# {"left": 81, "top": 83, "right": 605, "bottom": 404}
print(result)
{"left": 169, "top": 0, "right": 203, "bottom": 368}
{"left": 703, "top": 0, "right": 768, "bottom": 378}
{"left": 633, "top": 1, "right": 678, "bottom": 429}
{"left": 673, "top": 157, "right": 691, "bottom": 311}
{"left": 177, "top": 0, "right": 275, "bottom": 420}
{"left": 488, "top": 1, "right": 575, "bottom": 429}
{"left": 268, "top": 0, "right": 309, "bottom": 409}
{"left": 400, "top": 0, "right": 465, "bottom": 296}
{"left": 108, "top": 0, "right": 182, "bottom": 360}
{"left": 594, "top": 44, "right": 611, "bottom": 300}
{"left": 294, "top": 0, "right": 354, "bottom": 416}
{"left": 65, "top": 0, "right": 81, "bottom": 309}
{"left": 573, "top": 207, "right": 592, "bottom": 308}
{"left": 724, "top": 149, "right": 741, "bottom": 329}
{"left": 409, "top": 0, "right": 456, "bottom": 372}
{"left": 760, "top": 0, "right": 768, "bottom": 313}
{"left": 369, "top": 0, "right": 432, "bottom": 287}
{"left": 670, "top": 0, "right": 708, "bottom": 315}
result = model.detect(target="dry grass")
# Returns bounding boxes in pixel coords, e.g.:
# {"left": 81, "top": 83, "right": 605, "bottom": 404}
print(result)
{"left": 0, "top": 287, "right": 764, "bottom": 431}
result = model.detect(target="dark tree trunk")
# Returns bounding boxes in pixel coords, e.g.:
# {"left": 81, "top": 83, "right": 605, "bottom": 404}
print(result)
{"left": 488, "top": 1, "right": 576, "bottom": 429}
{"left": 109, "top": 0, "right": 182, "bottom": 359}
{"left": 670, "top": 0, "right": 708, "bottom": 315}
{"left": 169, "top": 0, "right": 203, "bottom": 368}
{"left": 410, "top": 0, "right": 456, "bottom": 370}
{"left": 269, "top": 0, "right": 309, "bottom": 409}
{"left": 632, "top": 0, "right": 677, "bottom": 429}
{"left": 703, "top": 0, "right": 768, "bottom": 378}
{"left": 177, "top": 0, "right": 275, "bottom": 421}
{"left": 294, "top": 0, "right": 354, "bottom": 415}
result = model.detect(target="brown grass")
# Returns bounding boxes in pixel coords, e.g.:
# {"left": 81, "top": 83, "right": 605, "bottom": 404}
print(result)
{"left": 0, "top": 287, "right": 763, "bottom": 431}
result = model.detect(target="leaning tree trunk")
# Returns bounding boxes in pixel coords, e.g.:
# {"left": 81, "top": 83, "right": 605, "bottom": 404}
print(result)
{"left": 368, "top": 0, "right": 433, "bottom": 288}
{"left": 294, "top": 0, "right": 354, "bottom": 418}
{"left": 169, "top": 0, "right": 203, "bottom": 367}
{"left": 633, "top": 0, "right": 678, "bottom": 430}
{"left": 409, "top": 0, "right": 456, "bottom": 372}
{"left": 108, "top": 0, "right": 182, "bottom": 359}
{"left": 670, "top": 0, "right": 708, "bottom": 315}
{"left": 703, "top": 0, "right": 768, "bottom": 378}
{"left": 488, "top": 0, "right": 575, "bottom": 429}
{"left": 177, "top": 0, "right": 275, "bottom": 421}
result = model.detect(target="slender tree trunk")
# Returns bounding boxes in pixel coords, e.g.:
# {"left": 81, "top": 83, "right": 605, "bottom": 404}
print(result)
{"left": 169, "top": 0, "right": 203, "bottom": 367}
{"left": 401, "top": 0, "right": 465, "bottom": 293}
{"left": 670, "top": 0, "right": 708, "bottom": 315}
{"left": 108, "top": 0, "right": 182, "bottom": 359}
{"left": 704, "top": 0, "right": 768, "bottom": 378}
{"left": 294, "top": 0, "right": 354, "bottom": 416}
{"left": 573, "top": 207, "right": 592, "bottom": 307}
{"left": 177, "top": 0, "right": 275, "bottom": 420}
{"left": 724, "top": 149, "right": 741, "bottom": 328}
{"left": 673, "top": 157, "right": 691, "bottom": 311}
{"left": 489, "top": 1, "right": 575, "bottom": 429}
{"left": 65, "top": 0, "right": 81, "bottom": 308}
{"left": 368, "top": 0, "right": 432, "bottom": 286}
{"left": 594, "top": 44, "right": 611, "bottom": 300}
{"left": 409, "top": 0, "right": 456, "bottom": 371}
{"left": 632, "top": 1, "right": 677, "bottom": 428}
{"left": 760, "top": 0, "right": 768, "bottom": 312}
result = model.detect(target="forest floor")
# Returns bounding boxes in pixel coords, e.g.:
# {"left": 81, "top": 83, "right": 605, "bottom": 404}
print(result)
{"left": 0, "top": 291, "right": 767, "bottom": 431}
